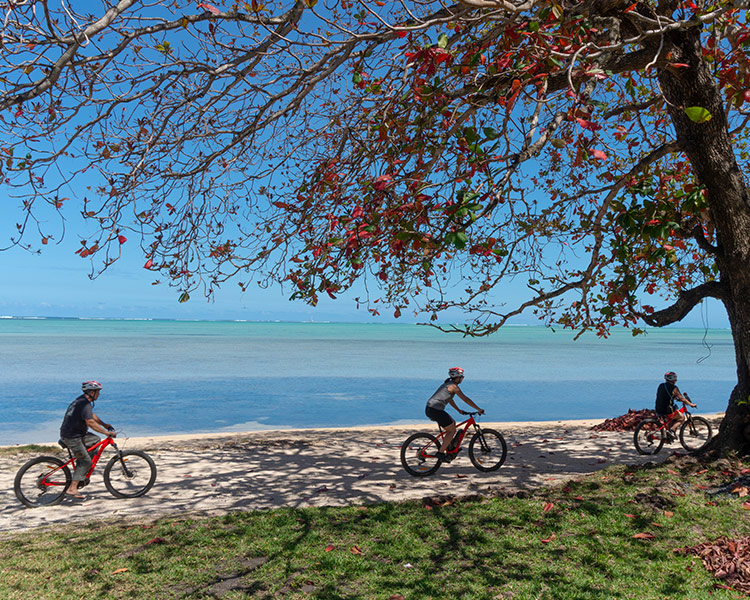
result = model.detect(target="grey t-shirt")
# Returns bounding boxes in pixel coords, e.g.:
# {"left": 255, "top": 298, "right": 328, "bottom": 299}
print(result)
{"left": 60, "top": 394, "right": 94, "bottom": 438}
{"left": 426, "top": 381, "right": 455, "bottom": 410}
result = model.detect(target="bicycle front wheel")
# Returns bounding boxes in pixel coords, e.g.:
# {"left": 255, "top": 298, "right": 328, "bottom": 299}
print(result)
{"left": 468, "top": 428, "right": 507, "bottom": 472}
{"left": 680, "top": 417, "right": 713, "bottom": 453}
{"left": 400, "top": 432, "right": 442, "bottom": 477}
{"left": 14, "top": 456, "right": 71, "bottom": 508}
{"left": 103, "top": 450, "right": 157, "bottom": 498}
{"left": 633, "top": 419, "right": 665, "bottom": 455}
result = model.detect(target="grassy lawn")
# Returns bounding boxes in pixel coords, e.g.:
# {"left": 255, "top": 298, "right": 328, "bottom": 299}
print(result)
{"left": 1, "top": 455, "right": 748, "bottom": 599}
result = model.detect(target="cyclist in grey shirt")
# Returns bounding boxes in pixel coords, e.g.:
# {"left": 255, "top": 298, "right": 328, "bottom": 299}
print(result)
{"left": 425, "top": 367, "right": 484, "bottom": 460}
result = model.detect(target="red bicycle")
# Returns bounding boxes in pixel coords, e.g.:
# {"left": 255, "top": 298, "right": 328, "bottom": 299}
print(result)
{"left": 13, "top": 434, "right": 157, "bottom": 507}
{"left": 633, "top": 401, "right": 713, "bottom": 455}
{"left": 400, "top": 412, "right": 507, "bottom": 476}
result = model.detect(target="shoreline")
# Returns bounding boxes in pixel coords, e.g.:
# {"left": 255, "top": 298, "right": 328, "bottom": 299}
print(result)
{"left": 0, "top": 414, "right": 725, "bottom": 450}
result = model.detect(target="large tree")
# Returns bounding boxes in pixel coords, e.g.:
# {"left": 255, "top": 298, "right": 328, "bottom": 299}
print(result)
{"left": 2, "top": 0, "right": 749, "bottom": 453}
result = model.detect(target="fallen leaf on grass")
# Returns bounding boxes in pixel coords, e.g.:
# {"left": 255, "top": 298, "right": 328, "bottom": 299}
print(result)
{"left": 111, "top": 568, "right": 129, "bottom": 574}
{"left": 633, "top": 532, "right": 656, "bottom": 540}
{"left": 350, "top": 546, "right": 364, "bottom": 555}
{"left": 147, "top": 537, "right": 167, "bottom": 545}
{"left": 664, "top": 511, "right": 674, "bottom": 518}
{"left": 389, "top": 595, "right": 406, "bottom": 600}
{"left": 325, "top": 545, "right": 335, "bottom": 552}
{"left": 455, "top": 473, "right": 467, "bottom": 479}
{"left": 541, "top": 534, "right": 556, "bottom": 544}
{"left": 730, "top": 485, "right": 750, "bottom": 498}
{"left": 624, "top": 514, "right": 636, "bottom": 519}
{"left": 742, "top": 502, "right": 750, "bottom": 510}
{"left": 542, "top": 502, "right": 554, "bottom": 513}
{"left": 668, "top": 469, "right": 679, "bottom": 475}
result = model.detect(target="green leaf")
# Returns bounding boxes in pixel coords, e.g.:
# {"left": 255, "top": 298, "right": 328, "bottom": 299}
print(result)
{"left": 529, "top": 21, "right": 540, "bottom": 32}
{"left": 178, "top": 292, "right": 190, "bottom": 303}
{"left": 684, "top": 106, "right": 712, "bottom": 123}
{"left": 352, "top": 72, "right": 362, "bottom": 84}
{"left": 437, "top": 33, "right": 448, "bottom": 49}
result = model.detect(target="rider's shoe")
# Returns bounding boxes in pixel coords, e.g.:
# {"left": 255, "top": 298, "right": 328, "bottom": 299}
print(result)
{"left": 436, "top": 451, "right": 447, "bottom": 462}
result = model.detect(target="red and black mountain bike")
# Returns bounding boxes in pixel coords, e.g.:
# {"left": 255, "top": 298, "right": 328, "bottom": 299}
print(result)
{"left": 400, "top": 412, "right": 507, "bottom": 476}
{"left": 14, "top": 434, "right": 157, "bottom": 507}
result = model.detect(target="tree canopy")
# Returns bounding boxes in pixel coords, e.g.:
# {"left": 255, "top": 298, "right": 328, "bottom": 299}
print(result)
{"left": 3, "top": 0, "right": 750, "bottom": 451}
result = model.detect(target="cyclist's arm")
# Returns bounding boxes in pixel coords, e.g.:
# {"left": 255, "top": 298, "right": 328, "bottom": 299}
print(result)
{"left": 672, "top": 386, "right": 695, "bottom": 407}
{"left": 454, "top": 388, "right": 484, "bottom": 415}
{"left": 86, "top": 416, "right": 116, "bottom": 437}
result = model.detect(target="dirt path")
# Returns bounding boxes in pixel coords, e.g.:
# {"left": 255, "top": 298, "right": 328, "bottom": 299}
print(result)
{"left": 0, "top": 421, "right": 672, "bottom": 533}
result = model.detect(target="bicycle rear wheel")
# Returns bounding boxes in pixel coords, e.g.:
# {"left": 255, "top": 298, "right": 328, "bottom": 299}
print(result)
{"left": 680, "top": 417, "right": 712, "bottom": 453}
{"left": 14, "top": 456, "right": 71, "bottom": 508}
{"left": 468, "top": 428, "right": 507, "bottom": 472}
{"left": 633, "top": 419, "right": 665, "bottom": 455}
{"left": 400, "top": 432, "right": 442, "bottom": 477}
{"left": 103, "top": 450, "right": 157, "bottom": 498}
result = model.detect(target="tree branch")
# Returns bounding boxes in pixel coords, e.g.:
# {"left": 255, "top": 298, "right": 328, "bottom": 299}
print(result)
{"left": 639, "top": 281, "right": 728, "bottom": 327}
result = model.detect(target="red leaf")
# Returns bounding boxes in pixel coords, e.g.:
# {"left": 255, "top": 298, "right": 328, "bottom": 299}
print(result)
{"left": 147, "top": 537, "right": 167, "bottom": 545}
{"left": 575, "top": 117, "right": 602, "bottom": 131}
{"left": 542, "top": 502, "right": 554, "bottom": 513}
{"left": 325, "top": 544, "right": 335, "bottom": 552}
{"left": 197, "top": 2, "right": 221, "bottom": 14}
{"left": 117, "top": 235, "right": 127, "bottom": 244}
{"left": 350, "top": 546, "right": 364, "bottom": 555}
{"left": 632, "top": 532, "right": 655, "bottom": 540}
{"left": 624, "top": 514, "right": 636, "bottom": 519}
{"left": 541, "top": 533, "right": 556, "bottom": 544}
{"left": 591, "top": 149, "right": 607, "bottom": 161}
{"left": 144, "top": 259, "right": 154, "bottom": 269}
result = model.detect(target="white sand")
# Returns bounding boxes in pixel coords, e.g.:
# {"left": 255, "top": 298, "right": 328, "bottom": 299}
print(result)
{"left": 0, "top": 418, "right": 712, "bottom": 533}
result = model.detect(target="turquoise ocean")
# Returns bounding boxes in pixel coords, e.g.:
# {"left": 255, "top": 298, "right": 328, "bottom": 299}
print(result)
{"left": 0, "top": 319, "right": 737, "bottom": 445}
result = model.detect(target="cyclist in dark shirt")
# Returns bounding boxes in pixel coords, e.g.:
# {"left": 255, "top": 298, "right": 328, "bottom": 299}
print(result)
{"left": 655, "top": 371, "right": 695, "bottom": 438}
{"left": 60, "top": 381, "right": 116, "bottom": 500}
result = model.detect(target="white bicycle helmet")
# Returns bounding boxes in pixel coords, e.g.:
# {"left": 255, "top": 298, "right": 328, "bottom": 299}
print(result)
{"left": 81, "top": 380, "right": 103, "bottom": 391}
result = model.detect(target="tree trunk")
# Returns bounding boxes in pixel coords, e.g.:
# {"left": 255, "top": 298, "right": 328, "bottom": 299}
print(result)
{"left": 657, "top": 25, "right": 750, "bottom": 455}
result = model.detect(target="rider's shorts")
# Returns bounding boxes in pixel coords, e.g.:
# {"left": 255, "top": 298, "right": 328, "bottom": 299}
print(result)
{"left": 425, "top": 406, "right": 454, "bottom": 428}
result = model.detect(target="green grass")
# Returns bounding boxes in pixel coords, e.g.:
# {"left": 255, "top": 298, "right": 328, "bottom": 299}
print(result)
{"left": 2, "top": 455, "right": 749, "bottom": 599}
{"left": 0, "top": 444, "right": 61, "bottom": 457}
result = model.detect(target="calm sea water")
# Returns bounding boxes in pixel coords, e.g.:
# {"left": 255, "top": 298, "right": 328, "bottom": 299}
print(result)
{"left": 0, "top": 319, "right": 737, "bottom": 444}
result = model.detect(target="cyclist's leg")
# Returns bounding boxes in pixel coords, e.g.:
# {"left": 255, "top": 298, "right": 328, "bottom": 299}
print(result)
{"left": 60, "top": 435, "right": 92, "bottom": 496}
{"left": 84, "top": 432, "right": 102, "bottom": 458}
{"left": 426, "top": 407, "right": 455, "bottom": 454}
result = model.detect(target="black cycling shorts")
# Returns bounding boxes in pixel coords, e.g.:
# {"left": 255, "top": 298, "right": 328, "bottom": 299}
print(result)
{"left": 425, "top": 406, "right": 454, "bottom": 428}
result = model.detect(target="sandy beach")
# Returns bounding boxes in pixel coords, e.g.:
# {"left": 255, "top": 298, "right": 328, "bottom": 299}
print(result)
{"left": 0, "top": 418, "right": 718, "bottom": 534}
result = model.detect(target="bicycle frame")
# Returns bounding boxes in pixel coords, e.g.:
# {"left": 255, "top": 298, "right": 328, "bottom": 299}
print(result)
{"left": 49, "top": 436, "right": 117, "bottom": 488}
{"left": 659, "top": 405, "right": 689, "bottom": 430}
{"left": 435, "top": 413, "right": 481, "bottom": 455}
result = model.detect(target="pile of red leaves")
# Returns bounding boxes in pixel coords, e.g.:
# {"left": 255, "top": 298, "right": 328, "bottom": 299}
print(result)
{"left": 591, "top": 409, "right": 656, "bottom": 432}
{"left": 677, "top": 536, "right": 750, "bottom": 594}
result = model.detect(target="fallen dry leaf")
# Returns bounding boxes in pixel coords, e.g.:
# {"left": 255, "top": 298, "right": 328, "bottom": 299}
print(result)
{"left": 541, "top": 534, "right": 556, "bottom": 544}
{"left": 325, "top": 545, "right": 335, "bottom": 552}
{"left": 350, "top": 546, "right": 364, "bottom": 555}
{"left": 111, "top": 568, "right": 129, "bottom": 575}
{"left": 633, "top": 532, "right": 656, "bottom": 540}
{"left": 542, "top": 502, "right": 554, "bottom": 514}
